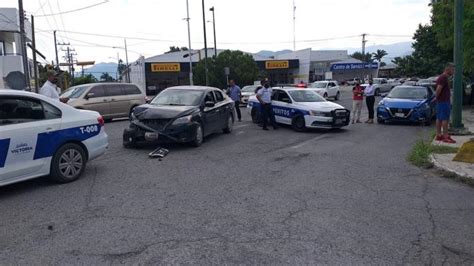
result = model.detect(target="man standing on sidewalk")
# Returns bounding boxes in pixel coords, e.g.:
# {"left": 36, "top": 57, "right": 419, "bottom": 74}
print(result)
{"left": 435, "top": 63, "right": 456, "bottom": 144}
{"left": 364, "top": 79, "right": 376, "bottom": 124}
{"left": 256, "top": 79, "right": 277, "bottom": 130}
{"left": 228, "top": 79, "right": 242, "bottom": 122}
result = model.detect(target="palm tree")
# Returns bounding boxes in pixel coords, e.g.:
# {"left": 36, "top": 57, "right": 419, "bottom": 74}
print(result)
{"left": 372, "top": 49, "right": 388, "bottom": 64}
{"left": 351, "top": 52, "right": 373, "bottom": 62}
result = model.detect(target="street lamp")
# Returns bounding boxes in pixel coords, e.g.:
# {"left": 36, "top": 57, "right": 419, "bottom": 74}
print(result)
{"left": 185, "top": 0, "right": 194, "bottom": 86}
{"left": 201, "top": 0, "right": 209, "bottom": 86}
{"left": 209, "top": 6, "right": 217, "bottom": 58}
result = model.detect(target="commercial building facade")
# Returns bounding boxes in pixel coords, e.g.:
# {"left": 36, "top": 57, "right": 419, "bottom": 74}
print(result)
{"left": 129, "top": 48, "right": 379, "bottom": 95}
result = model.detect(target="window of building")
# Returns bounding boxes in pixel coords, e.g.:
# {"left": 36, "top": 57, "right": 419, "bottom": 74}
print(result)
{"left": 0, "top": 41, "right": 5, "bottom": 56}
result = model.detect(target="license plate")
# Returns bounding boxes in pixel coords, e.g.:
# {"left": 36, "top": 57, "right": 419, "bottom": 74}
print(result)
{"left": 395, "top": 113, "right": 405, "bottom": 118}
{"left": 145, "top": 132, "right": 159, "bottom": 141}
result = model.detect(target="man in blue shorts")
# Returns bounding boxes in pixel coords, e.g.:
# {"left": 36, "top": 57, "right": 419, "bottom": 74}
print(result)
{"left": 435, "top": 63, "right": 456, "bottom": 143}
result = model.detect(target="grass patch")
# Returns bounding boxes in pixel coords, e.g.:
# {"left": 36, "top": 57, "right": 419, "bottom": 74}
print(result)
{"left": 407, "top": 139, "right": 459, "bottom": 168}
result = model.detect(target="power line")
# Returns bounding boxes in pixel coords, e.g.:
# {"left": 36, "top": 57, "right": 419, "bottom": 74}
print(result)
{"left": 55, "top": 0, "right": 70, "bottom": 44}
{"left": 36, "top": 1, "right": 109, "bottom": 17}
{"left": 46, "top": 0, "right": 63, "bottom": 43}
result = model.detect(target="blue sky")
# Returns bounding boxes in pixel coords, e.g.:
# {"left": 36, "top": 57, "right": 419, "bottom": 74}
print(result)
{"left": 3, "top": 0, "right": 431, "bottom": 65}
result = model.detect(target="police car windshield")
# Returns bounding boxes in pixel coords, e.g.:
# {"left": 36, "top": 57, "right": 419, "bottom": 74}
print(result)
{"left": 61, "top": 85, "right": 90, "bottom": 99}
{"left": 387, "top": 87, "right": 427, "bottom": 99}
{"left": 288, "top": 90, "right": 326, "bottom": 102}
{"left": 151, "top": 89, "right": 205, "bottom": 106}
{"left": 309, "top": 82, "right": 327, "bottom": 88}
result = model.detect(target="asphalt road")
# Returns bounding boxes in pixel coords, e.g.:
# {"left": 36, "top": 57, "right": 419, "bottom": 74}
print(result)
{"left": 1, "top": 87, "right": 474, "bottom": 264}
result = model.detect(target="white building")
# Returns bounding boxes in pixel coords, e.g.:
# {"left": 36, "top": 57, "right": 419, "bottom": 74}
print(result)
{"left": 0, "top": 8, "right": 32, "bottom": 89}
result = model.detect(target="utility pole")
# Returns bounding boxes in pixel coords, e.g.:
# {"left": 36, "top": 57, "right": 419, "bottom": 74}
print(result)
{"left": 210, "top": 6, "right": 217, "bottom": 58}
{"left": 124, "top": 38, "right": 130, "bottom": 83}
{"left": 185, "top": 0, "right": 193, "bottom": 85}
{"left": 201, "top": 0, "right": 209, "bottom": 86}
{"left": 450, "top": 0, "right": 467, "bottom": 133}
{"left": 18, "top": 0, "right": 30, "bottom": 90}
{"left": 54, "top": 30, "right": 59, "bottom": 69}
{"left": 293, "top": 0, "right": 296, "bottom": 51}
{"left": 361, "top": 33, "right": 368, "bottom": 56}
{"left": 31, "top": 15, "right": 39, "bottom": 93}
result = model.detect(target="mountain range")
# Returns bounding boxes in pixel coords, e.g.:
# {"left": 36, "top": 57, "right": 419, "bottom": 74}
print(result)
{"left": 82, "top": 42, "right": 413, "bottom": 78}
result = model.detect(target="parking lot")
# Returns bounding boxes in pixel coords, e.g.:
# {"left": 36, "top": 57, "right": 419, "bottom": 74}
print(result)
{"left": 1, "top": 87, "right": 474, "bottom": 264}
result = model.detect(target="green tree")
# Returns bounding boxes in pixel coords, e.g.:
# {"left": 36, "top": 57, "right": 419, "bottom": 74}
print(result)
{"left": 165, "top": 46, "right": 189, "bottom": 54}
{"left": 117, "top": 59, "right": 126, "bottom": 81}
{"left": 351, "top": 52, "right": 373, "bottom": 62}
{"left": 432, "top": 0, "right": 474, "bottom": 73}
{"left": 73, "top": 74, "right": 98, "bottom": 85}
{"left": 393, "top": 24, "right": 451, "bottom": 77}
{"left": 372, "top": 49, "right": 388, "bottom": 64}
{"left": 100, "top": 72, "right": 115, "bottom": 82}
{"left": 193, "top": 50, "right": 259, "bottom": 88}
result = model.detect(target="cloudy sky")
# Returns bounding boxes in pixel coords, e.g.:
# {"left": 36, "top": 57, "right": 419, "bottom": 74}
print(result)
{"left": 3, "top": 0, "right": 431, "bottom": 65}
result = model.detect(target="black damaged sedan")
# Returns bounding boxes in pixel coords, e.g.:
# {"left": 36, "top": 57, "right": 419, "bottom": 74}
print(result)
{"left": 123, "top": 86, "right": 235, "bottom": 148}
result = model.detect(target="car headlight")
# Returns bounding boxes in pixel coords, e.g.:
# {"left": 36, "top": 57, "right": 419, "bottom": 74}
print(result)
{"left": 172, "top": 115, "right": 192, "bottom": 125}
{"left": 310, "top": 110, "right": 331, "bottom": 117}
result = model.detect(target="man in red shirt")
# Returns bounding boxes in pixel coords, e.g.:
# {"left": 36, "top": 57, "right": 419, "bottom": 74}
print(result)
{"left": 351, "top": 80, "right": 364, "bottom": 123}
{"left": 435, "top": 63, "right": 456, "bottom": 143}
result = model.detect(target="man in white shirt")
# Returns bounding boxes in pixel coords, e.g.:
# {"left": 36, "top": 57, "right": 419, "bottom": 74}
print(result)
{"left": 39, "top": 70, "right": 63, "bottom": 101}
{"left": 256, "top": 79, "right": 278, "bottom": 130}
{"left": 364, "top": 79, "right": 376, "bottom": 124}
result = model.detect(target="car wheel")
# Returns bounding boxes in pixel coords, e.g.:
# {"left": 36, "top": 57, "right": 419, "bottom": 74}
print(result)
{"left": 323, "top": 93, "right": 328, "bottom": 99}
{"left": 424, "top": 116, "right": 432, "bottom": 126}
{"left": 335, "top": 91, "right": 341, "bottom": 101}
{"left": 292, "top": 115, "right": 306, "bottom": 132}
{"left": 223, "top": 114, "right": 234, "bottom": 133}
{"left": 377, "top": 118, "right": 385, "bottom": 124}
{"left": 49, "top": 143, "right": 86, "bottom": 183}
{"left": 375, "top": 88, "right": 380, "bottom": 96}
{"left": 190, "top": 124, "right": 203, "bottom": 147}
{"left": 104, "top": 118, "right": 113, "bottom": 123}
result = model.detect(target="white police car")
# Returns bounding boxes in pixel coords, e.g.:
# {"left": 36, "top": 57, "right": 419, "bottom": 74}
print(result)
{"left": 0, "top": 90, "right": 108, "bottom": 186}
{"left": 247, "top": 87, "right": 350, "bottom": 131}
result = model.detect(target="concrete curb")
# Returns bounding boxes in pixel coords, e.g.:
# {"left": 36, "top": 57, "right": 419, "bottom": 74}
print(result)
{"left": 430, "top": 154, "right": 474, "bottom": 183}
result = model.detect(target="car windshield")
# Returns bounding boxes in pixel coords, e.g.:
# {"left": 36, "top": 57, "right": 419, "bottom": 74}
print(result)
{"left": 150, "top": 89, "right": 204, "bottom": 106}
{"left": 60, "top": 85, "right": 90, "bottom": 98}
{"left": 373, "top": 79, "right": 383, "bottom": 84}
{"left": 387, "top": 87, "right": 427, "bottom": 99}
{"left": 309, "top": 82, "right": 327, "bottom": 88}
{"left": 288, "top": 90, "right": 326, "bottom": 102}
{"left": 242, "top": 86, "right": 257, "bottom": 92}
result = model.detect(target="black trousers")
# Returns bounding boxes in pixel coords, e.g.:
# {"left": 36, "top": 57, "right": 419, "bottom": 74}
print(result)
{"left": 234, "top": 101, "right": 241, "bottom": 120}
{"left": 366, "top": 96, "right": 375, "bottom": 119}
{"left": 261, "top": 103, "right": 277, "bottom": 129}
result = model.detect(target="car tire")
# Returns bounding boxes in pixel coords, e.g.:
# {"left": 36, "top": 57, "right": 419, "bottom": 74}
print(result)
{"left": 49, "top": 143, "right": 86, "bottom": 183}
{"left": 424, "top": 116, "right": 432, "bottom": 126}
{"left": 377, "top": 118, "right": 385, "bottom": 124}
{"left": 251, "top": 108, "right": 259, "bottom": 124}
{"left": 223, "top": 114, "right": 234, "bottom": 134}
{"left": 323, "top": 93, "right": 328, "bottom": 99}
{"left": 190, "top": 124, "right": 204, "bottom": 147}
{"left": 335, "top": 91, "right": 341, "bottom": 101}
{"left": 292, "top": 115, "right": 306, "bottom": 132}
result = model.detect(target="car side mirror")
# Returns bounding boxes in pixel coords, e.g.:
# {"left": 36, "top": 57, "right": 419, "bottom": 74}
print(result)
{"left": 205, "top": 101, "right": 215, "bottom": 108}
{"left": 85, "top": 92, "right": 94, "bottom": 99}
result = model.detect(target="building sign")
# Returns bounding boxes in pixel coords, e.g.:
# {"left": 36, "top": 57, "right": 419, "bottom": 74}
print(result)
{"left": 330, "top": 63, "right": 379, "bottom": 71}
{"left": 151, "top": 63, "right": 181, "bottom": 72}
{"left": 265, "top": 60, "right": 289, "bottom": 70}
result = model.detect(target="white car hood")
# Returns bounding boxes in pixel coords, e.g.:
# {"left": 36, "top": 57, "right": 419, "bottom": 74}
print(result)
{"left": 294, "top": 101, "right": 345, "bottom": 111}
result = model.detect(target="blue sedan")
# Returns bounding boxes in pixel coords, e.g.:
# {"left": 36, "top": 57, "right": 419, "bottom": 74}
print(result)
{"left": 376, "top": 85, "right": 436, "bottom": 125}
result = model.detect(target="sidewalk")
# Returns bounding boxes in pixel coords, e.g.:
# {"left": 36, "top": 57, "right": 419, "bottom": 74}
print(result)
{"left": 431, "top": 108, "right": 474, "bottom": 181}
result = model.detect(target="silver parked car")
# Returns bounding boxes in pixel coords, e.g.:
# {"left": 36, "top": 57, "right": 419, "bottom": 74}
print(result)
{"left": 61, "top": 83, "right": 147, "bottom": 121}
